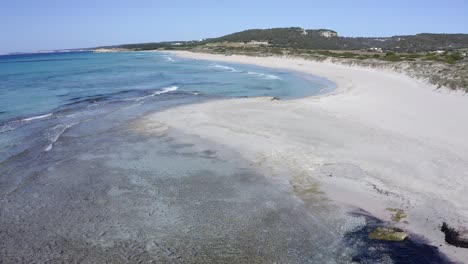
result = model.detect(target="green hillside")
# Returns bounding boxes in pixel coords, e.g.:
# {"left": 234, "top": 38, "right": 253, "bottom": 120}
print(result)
{"left": 204, "top": 27, "right": 468, "bottom": 52}
{"left": 97, "top": 27, "right": 468, "bottom": 52}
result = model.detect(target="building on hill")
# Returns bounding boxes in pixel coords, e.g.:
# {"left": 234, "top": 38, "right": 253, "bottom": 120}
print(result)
{"left": 318, "top": 30, "right": 338, "bottom": 38}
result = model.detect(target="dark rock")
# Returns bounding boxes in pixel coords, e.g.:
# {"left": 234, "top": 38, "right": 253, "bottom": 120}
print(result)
{"left": 441, "top": 222, "right": 468, "bottom": 248}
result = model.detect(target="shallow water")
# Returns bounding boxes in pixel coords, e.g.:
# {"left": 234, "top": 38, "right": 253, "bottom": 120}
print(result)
{"left": 0, "top": 51, "right": 450, "bottom": 263}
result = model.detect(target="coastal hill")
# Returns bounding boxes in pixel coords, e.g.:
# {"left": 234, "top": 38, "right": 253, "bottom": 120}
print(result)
{"left": 103, "top": 27, "right": 468, "bottom": 52}
{"left": 205, "top": 27, "right": 468, "bottom": 52}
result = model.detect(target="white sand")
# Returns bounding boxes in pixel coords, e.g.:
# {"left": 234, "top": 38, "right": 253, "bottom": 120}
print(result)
{"left": 146, "top": 51, "right": 468, "bottom": 262}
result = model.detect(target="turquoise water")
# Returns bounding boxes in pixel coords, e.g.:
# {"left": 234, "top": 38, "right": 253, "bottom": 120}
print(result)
{"left": 0, "top": 51, "right": 334, "bottom": 163}
{"left": 0, "top": 51, "right": 332, "bottom": 123}
{"left": 0, "top": 52, "right": 450, "bottom": 263}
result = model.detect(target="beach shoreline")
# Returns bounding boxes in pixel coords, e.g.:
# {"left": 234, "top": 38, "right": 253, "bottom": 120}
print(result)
{"left": 143, "top": 50, "right": 468, "bottom": 262}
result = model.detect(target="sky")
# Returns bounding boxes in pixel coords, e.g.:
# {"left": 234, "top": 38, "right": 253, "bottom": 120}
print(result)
{"left": 1, "top": 0, "right": 468, "bottom": 54}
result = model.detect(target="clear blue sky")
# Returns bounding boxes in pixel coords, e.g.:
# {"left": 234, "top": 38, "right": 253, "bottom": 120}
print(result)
{"left": 1, "top": 0, "right": 467, "bottom": 54}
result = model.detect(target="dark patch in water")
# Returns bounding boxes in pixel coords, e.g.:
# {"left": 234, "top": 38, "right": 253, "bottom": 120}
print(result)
{"left": 171, "top": 143, "right": 195, "bottom": 149}
{"left": 201, "top": 150, "right": 216, "bottom": 156}
{"left": 69, "top": 93, "right": 107, "bottom": 101}
{"left": 59, "top": 89, "right": 135, "bottom": 99}
{"left": 54, "top": 107, "right": 76, "bottom": 115}
{"left": 345, "top": 212, "right": 452, "bottom": 264}
{"left": 65, "top": 94, "right": 111, "bottom": 106}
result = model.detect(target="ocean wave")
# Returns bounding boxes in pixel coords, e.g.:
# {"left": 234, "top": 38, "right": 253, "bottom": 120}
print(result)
{"left": 45, "top": 122, "right": 78, "bottom": 151}
{"left": 66, "top": 94, "right": 110, "bottom": 106}
{"left": 165, "top": 57, "right": 175, "bottom": 62}
{"left": 247, "top": 71, "right": 282, "bottom": 80}
{"left": 209, "top": 64, "right": 281, "bottom": 80}
{"left": 129, "top": 86, "right": 179, "bottom": 101}
{"left": 209, "top": 64, "right": 238, "bottom": 72}
{"left": 0, "top": 123, "right": 17, "bottom": 133}
{"left": 154, "top": 85, "right": 179, "bottom": 95}
{"left": 122, "top": 102, "right": 144, "bottom": 110}
{"left": 21, "top": 113, "right": 53, "bottom": 122}
{"left": 0, "top": 113, "right": 53, "bottom": 133}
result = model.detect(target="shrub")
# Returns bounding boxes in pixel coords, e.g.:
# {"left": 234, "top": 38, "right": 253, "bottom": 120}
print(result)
{"left": 382, "top": 52, "right": 402, "bottom": 62}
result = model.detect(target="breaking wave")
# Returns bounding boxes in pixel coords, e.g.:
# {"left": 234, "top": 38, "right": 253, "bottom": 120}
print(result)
{"left": 209, "top": 64, "right": 281, "bottom": 80}
{"left": 129, "top": 86, "right": 179, "bottom": 101}
{"left": 209, "top": 64, "right": 238, "bottom": 72}
{"left": 247, "top": 71, "right": 282, "bottom": 80}
{"left": 0, "top": 113, "right": 53, "bottom": 133}
{"left": 21, "top": 113, "right": 53, "bottom": 122}
{"left": 154, "top": 85, "right": 179, "bottom": 95}
{"left": 44, "top": 122, "right": 79, "bottom": 151}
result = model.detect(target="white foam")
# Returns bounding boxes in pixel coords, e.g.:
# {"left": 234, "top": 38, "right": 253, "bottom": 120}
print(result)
{"left": 165, "top": 57, "right": 175, "bottom": 62}
{"left": 45, "top": 144, "right": 53, "bottom": 152}
{"left": 130, "top": 86, "right": 179, "bottom": 101}
{"left": 21, "top": 113, "right": 53, "bottom": 122}
{"left": 0, "top": 123, "right": 15, "bottom": 133}
{"left": 0, "top": 113, "right": 53, "bottom": 133}
{"left": 338, "top": 215, "right": 367, "bottom": 236}
{"left": 209, "top": 64, "right": 281, "bottom": 80}
{"left": 45, "top": 122, "right": 78, "bottom": 151}
{"left": 247, "top": 71, "right": 282, "bottom": 80}
{"left": 153, "top": 85, "right": 179, "bottom": 95}
{"left": 122, "top": 102, "right": 144, "bottom": 110}
{"left": 209, "top": 64, "right": 238, "bottom": 72}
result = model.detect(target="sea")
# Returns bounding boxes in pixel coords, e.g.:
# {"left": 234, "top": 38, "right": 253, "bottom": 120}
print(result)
{"left": 0, "top": 51, "right": 451, "bottom": 263}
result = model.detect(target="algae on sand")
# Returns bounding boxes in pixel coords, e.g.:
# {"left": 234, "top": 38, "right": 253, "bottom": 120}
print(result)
{"left": 369, "top": 227, "right": 408, "bottom": 241}
{"left": 289, "top": 172, "right": 327, "bottom": 205}
{"left": 386, "top": 208, "right": 407, "bottom": 222}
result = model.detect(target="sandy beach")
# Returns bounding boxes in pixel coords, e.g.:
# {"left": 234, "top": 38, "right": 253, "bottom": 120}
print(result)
{"left": 144, "top": 51, "right": 468, "bottom": 262}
